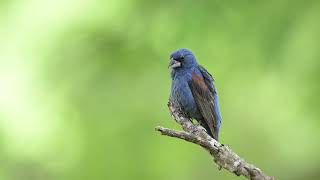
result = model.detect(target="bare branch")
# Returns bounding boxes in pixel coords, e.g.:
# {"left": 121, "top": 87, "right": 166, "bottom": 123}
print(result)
{"left": 155, "top": 101, "right": 274, "bottom": 180}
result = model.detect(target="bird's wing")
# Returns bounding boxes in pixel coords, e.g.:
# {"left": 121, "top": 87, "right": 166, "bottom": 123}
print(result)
{"left": 188, "top": 66, "right": 222, "bottom": 139}
{"left": 198, "top": 65, "right": 222, "bottom": 127}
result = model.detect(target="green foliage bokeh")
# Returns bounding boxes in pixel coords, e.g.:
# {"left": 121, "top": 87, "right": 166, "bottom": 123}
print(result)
{"left": 0, "top": 0, "right": 320, "bottom": 180}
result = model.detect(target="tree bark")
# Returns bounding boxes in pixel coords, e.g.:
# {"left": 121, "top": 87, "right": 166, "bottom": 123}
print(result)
{"left": 155, "top": 101, "right": 274, "bottom": 180}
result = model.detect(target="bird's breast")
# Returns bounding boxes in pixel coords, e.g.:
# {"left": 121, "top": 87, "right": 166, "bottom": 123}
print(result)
{"left": 170, "top": 73, "right": 201, "bottom": 119}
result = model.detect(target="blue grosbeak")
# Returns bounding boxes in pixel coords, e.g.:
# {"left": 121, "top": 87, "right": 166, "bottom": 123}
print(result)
{"left": 169, "top": 48, "right": 222, "bottom": 140}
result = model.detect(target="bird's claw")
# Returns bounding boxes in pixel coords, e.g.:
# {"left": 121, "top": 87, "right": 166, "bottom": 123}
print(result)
{"left": 194, "top": 124, "right": 207, "bottom": 133}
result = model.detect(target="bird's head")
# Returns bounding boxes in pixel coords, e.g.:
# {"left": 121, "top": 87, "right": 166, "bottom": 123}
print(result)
{"left": 169, "top": 48, "right": 198, "bottom": 69}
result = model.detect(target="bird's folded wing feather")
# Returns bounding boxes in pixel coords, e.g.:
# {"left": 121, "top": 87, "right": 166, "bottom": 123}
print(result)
{"left": 198, "top": 65, "right": 222, "bottom": 127}
{"left": 188, "top": 69, "right": 218, "bottom": 137}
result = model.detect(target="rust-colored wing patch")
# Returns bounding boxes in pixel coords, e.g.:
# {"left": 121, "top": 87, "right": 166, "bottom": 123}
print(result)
{"left": 189, "top": 71, "right": 218, "bottom": 139}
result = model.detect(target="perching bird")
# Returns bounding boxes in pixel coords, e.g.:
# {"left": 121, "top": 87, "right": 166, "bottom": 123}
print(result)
{"left": 169, "top": 48, "right": 222, "bottom": 140}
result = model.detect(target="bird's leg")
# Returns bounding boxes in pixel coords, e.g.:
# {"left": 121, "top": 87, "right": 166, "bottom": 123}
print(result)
{"left": 192, "top": 120, "right": 208, "bottom": 134}
{"left": 195, "top": 124, "right": 208, "bottom": 133}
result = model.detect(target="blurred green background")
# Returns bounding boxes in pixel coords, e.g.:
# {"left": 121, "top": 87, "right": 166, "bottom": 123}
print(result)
{"left": 0, "top": 0, "right": 320, "bottom": 180}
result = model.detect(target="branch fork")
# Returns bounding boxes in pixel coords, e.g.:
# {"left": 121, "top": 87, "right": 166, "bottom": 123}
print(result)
{"left": 155, "top": 101, "right": 274, "bottom": 180}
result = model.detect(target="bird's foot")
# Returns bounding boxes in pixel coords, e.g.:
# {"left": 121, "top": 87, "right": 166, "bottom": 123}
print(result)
{"left": 194, "top": 124, "right": 207, "bottom": 134}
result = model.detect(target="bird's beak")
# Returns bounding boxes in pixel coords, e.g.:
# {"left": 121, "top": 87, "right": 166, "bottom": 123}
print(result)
{"left": 168, "top": 58, "right": 181, "bottom": 69}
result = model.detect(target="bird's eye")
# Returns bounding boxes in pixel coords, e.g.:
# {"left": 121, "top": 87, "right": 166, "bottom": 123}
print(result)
{"left": 180, "top": 56, "right": 185, "bottom": 60}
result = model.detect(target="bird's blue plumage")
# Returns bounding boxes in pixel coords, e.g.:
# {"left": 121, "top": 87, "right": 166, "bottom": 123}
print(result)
{"left": 169, "top": 48, "right": 222, "bottom": 140}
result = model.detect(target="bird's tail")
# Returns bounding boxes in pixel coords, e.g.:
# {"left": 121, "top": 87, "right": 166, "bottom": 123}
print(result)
{"left": 213, "top": 127, "right": 219, "bottom": 141}
{"left": 200, "top": 120, "right": 219, "bottom": 141}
